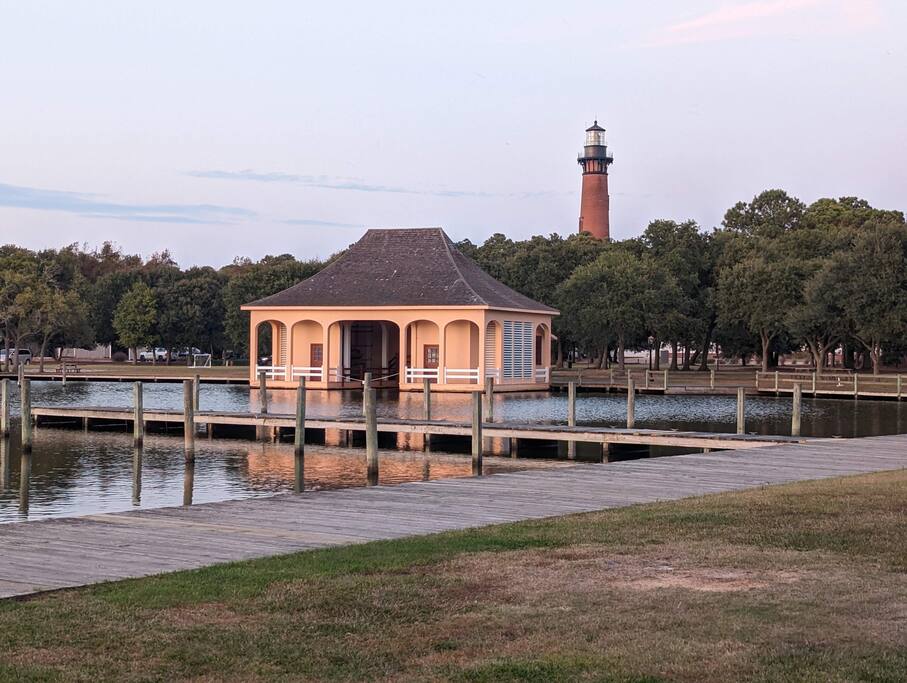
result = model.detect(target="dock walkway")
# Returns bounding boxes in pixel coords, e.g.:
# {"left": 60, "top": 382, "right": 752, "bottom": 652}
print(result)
{"left": 32, "top": 406, "right": 808, "bottom": 450}
{"left": 1, "top": 433, "right": 905, "bottom": 599}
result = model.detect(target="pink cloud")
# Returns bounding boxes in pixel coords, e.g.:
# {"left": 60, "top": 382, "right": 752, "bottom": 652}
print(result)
{"left": 647, "top": 0, "right": 881, "bottom": 46}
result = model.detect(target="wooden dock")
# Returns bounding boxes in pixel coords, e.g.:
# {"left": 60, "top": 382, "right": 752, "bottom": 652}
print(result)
{"left": 30, "top": 405, "right": 809, "bottom": 450}
{"left": 1, "top": 433, "right": 905, "bottom": 599}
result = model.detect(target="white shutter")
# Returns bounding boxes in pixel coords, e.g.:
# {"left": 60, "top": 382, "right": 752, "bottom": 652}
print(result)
{"left": 503, "top": 321, "right": 533, "bottom": 380}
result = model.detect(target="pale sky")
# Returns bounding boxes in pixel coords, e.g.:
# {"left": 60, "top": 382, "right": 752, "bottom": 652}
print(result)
{"left": 1, "top": 1, "right": 904, "bottom": 267}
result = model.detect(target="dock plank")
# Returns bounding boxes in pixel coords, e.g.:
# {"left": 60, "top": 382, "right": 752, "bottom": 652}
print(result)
{"left": 1, "top": 434, "right": 905, "bottom": 599}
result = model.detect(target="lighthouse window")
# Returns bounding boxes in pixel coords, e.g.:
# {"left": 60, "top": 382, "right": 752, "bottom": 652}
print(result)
{"left": 502, "top": 321, "right": 533, "bottom": 380}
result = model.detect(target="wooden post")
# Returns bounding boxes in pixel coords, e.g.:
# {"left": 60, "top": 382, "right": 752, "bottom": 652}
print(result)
{"left": 17, "top": 363, "right": 24, "bottom": 388}
{"left": 709, "top": 368, "right": 716, "bottom": 390}
{"left": 736, "top": 387, "right": 745, "bottom": 435}
{"left": 626, "top": 378, "right": 636, "bottom": 429}
{"left": 133, "top": 381, "right": 144, "bottom": 446}
{"left": 365, "top": 388, "right": 378, "bottom": 484}
{"left": 774, "top": 370, "right": 779, "bottom": 394}
{"left": 20, "top": 379, "right": 32, "bottom": 453}
{"left": 567, "top": 381, "right": 577, "bottom": 460}
{"left": 853, "top": 373, "right": 859, "bottom": 398}
{"left": 0, "top": 436, "right": 9, "bottom": 493}
{"left": 898, "top": 375, "right": 903, "bottom": 400}
{"left": 811, "top": 372, "right": 817, "bottom": 396}
{"left": 792, "top": 383, "right": 802, "bottom": 437}
{"left": 294, "top": 377, "right": 306, "bottom": 459}
{"left": 644, "top": 370, "right": 650, "bottom": 390}
{"left": 193, "top": 374, "right": 200, "bottom": 411}
{"left": 484, "top": 376, "right": 494, "bottom": 422}
{"left": 609, "top": 368, "right": 614, "bottom": 385}
{"left": 183, "top": 379, "right": 195, "bottom": 460}
{"left": 422, "top": 377, "right": 432, "bottom": 450}
{"left": 19, "top": 450, "right": 30, "bottom": 514}
{"left": 132, "top": 445, "right": 142, "bottom": 505}
{"left": 1, "top": 379, "right": 9, "bottom": 438}
{"left": 362, "top": 372, "right": 372, "bottom": 416}
{"left": 471, "top": 391, "right": 483, "bottom": 471}
{"left": 663, "top": 369, "right": 668, "bottom": 391}
{"left": 258, "top": 370, "right": 268, "bottom": 414}
{"left": 61, "top": 360, "right": 67, "bottom": 385}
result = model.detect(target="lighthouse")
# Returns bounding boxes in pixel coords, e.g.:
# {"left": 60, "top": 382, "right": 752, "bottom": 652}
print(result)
{"left": 577, "top": 121, "right": 614, "bottom": 241}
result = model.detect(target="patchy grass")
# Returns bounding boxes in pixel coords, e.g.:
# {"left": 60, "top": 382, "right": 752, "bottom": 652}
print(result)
{"left": 0, "top": 470, "right": 905, "bottom": 682}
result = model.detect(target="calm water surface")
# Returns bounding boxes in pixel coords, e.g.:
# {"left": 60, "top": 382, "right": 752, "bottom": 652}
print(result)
{"left": 1, "top": 382, "right": 904, "bottom": 523}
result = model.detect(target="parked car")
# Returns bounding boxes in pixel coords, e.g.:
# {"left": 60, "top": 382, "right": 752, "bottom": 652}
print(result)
{"left": 137, "top": 347, "right": 167, "bottom": 362}
{"left": 173, "top": 347, "right": 202, "bottom": 361}
{"left": 0, "top": 349, "right": 32, "bottom": 364}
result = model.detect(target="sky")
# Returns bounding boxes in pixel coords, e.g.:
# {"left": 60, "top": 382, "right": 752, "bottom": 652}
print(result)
{"left": 1, "top": 0, "right": 905, "bottom": 267}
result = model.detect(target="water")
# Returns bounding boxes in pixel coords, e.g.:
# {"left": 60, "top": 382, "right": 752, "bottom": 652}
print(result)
{"left": 1, "top": 382, "right": 905, "bottom": 524}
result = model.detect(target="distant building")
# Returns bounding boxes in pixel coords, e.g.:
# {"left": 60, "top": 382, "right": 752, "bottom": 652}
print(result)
{"left": 577, "top": 121, "right": 614, "bottom": 240}
{"left": 242, "top": 228, "right": 557, "bottom": 392}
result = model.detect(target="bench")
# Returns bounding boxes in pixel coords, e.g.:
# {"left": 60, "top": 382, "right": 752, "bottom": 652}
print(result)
{"left": 57, "top": 362, "right": 82, "bottom": 374}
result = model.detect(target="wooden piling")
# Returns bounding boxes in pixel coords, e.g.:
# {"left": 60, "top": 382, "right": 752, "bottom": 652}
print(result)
{"left": 484, "top": 376, "right": 494, "bottom": 422}
{"left": 365, "top": 388, "right": 378, "bottom": 483}
{"left": 471, "top": 391, "right": 483, "bottom": 470}
{"left": 736, "top": 387, "right": 746, "bottom": 435}
{"left": 61, "top": 361, "right": 67, "bottom": 385}
{"left": 193, "top": 374, "right": 200, "bottom": 411}
{"left": 626, "top": 378, "right": 635, "bottom": 429}
{"left": 710, "top": 369, "right": 716, "bottom": 389}
{"left": 133, "top": 382, "right": 144, "bottom": 446}
{"left": 17, "top": 363, "right": 24, "bottom": 388}
{"left": 294, "top": 377, "right": 306, "bottom": 459}
{"left": 774, "top": 371, "right": 780, "bottom": 394}
{"left": 1, "top": 379, "right": 9, "bottom": 438}
{"left": 19, "top": 450, "right": 30, "bottom": 513}
{"left": 853, "top": 374, "right": 859, "bottom": 398}
{"left": 567, "top": 381, "right": 577, "bottom": 460}
{"left": 21, "top": 379, "right": 32, "bottom": 453}
{"left": 293, "top": 378, "right": 306, "bottom": 492}
{"left": 422, "top": 378, "right": 432, "bottom": 449}
{"left": 663, "top": 369, "right": 669, "bottom": 391}
{"left": 362, "top": 372, "right": 372, "bottom": 416}
{"left": 0, "top": 436, "right": 9, "bottom": 493}
{"left": 183, "top": 380, "right": 195, "bottom": 460}
{"left": 792, "top": 383, "right": 802, "bottom": 437}
{"left": 258, "top": 370, "right": 268, "bottom": 414}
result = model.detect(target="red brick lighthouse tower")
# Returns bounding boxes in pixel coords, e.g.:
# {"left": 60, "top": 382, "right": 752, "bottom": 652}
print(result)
{"left": 577, "top": 121, "right": 614, "bottom": 240}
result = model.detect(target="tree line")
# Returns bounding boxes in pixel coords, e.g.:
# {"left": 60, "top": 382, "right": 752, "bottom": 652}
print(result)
{"left": 457, "top": 190, "right": 907, "bottom": 375}
{"left": 0, "top": 243, "right": 322, "bottom": 369}
{"left": 1, "top": 189, "right": 905, "bottom": 374}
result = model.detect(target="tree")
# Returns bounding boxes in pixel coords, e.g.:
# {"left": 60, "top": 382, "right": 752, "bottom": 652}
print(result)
{"left": 157, "top": 270, "right": 227, "bottom": 362}
{"left": 827, "top": 221, "right": 907, "bottom": 374}
{"left": 15, "top": 283, "right": 88, "bottom": 371}
{"left": 113, "top": 282, "right": 158, "bottom": 364}
{"left": 558, "top": 247, "right": 676, "bottom": 370}
{"left": 717, "top": 254, "right": 800, "bottom": 373}
{"left": 785, "top": 265, "right": 844, "bottom": 375}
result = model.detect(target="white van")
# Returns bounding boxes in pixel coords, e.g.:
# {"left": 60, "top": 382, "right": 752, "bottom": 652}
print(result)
{"left": 0, "top": 349, "right": 32, "bottom": 364}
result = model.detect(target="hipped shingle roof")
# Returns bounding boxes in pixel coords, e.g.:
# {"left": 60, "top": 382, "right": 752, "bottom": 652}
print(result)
{"left": 245, "top": 228, "right": 557, "bottom": 313}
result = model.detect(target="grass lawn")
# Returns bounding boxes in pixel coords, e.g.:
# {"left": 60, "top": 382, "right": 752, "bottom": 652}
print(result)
{"left": 0, "top": 470, "right": 905, "bottom": 682}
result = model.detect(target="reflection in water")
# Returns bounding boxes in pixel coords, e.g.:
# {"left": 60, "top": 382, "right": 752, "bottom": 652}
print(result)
{"left": 19, "top": 451, "right": 30, "bottom": 515}
{"left": 0, "top": 438, "right": 9, "bottom": 492}
{"left": 183, "top": 460, "right": 194, "bottom": 506}
{"left": 132, "top": 446, "right": 142, "bottom": 506}
{"left": 294, "top": 453, "right": 303, "bottom": 493}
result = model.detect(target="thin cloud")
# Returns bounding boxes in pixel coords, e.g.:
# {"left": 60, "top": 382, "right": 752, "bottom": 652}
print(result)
{"left": 188, "top": 169, "right": 496, "bottom": 198}
{"left": 646, "top": 0, "right": 880, "bottom": 46}
{"left": 0, "top": 181, "right": 255, "bottom": 223}
{"left": 284, "top": 218, "right": 362, "bottom": 228}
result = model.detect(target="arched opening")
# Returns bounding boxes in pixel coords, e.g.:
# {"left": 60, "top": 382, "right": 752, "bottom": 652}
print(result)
{"left": 443, "top": 320, "right": 480, "bottom": 384}
{"left": 403, "top": 320, "right": 441, "bottom": 383}
{"left": 290, "top": 320, "right": 325, "bottom": 381}
{"left": 254, "top": 320, "right": 288, "bottom": 379}
{"left": 535, "top": 322, "right": 551, "bottom": 382}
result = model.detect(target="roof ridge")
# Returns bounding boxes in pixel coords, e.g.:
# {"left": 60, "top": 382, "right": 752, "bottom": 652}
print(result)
{"left": 438, "top": 229, "right": 486, "bottom": 305}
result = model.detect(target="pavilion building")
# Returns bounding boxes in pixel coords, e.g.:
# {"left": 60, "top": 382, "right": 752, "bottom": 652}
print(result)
{"left": 243, "top": 228, "right": 557, "bottom": 392}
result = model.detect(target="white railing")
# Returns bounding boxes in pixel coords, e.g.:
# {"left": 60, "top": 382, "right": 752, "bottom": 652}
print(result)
{"left": 405, "top": 367, "right": 440, "bottom": 382}
{"left": 256, "top": 365, "right": 287, "bottom": 380}
{"left": 329, "top": 367, "right": 344, "bottom": 382}
{"left": 291, "top": 366, "right": 324, "bottom": 381}
{"left": 534, "top": 367, "right": 550, "bottom": 382}
{"left": 485, "top": 367, "right": 501, "bottom": 380}
{"left": 444, "top": 367, "right": 480, "bottom": 383}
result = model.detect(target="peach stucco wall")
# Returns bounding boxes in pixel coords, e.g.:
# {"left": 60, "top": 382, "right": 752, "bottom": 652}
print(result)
{"left": 245, "top": 305, "right": 553, "bottom": 392}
